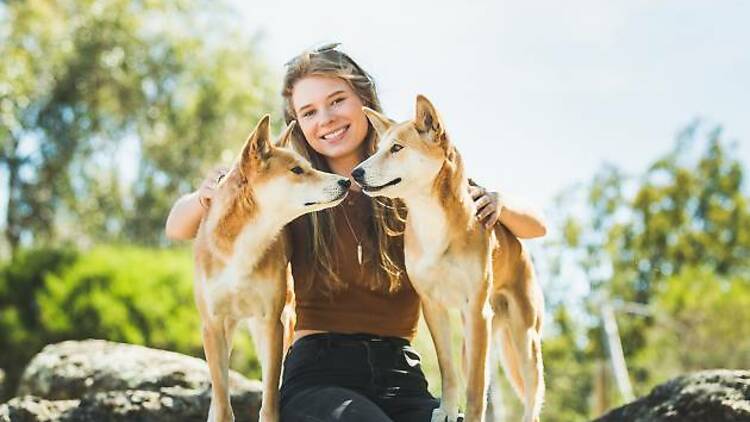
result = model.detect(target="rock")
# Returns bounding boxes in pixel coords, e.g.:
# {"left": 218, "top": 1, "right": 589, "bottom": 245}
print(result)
{"left": 17, "top": 339, "right": 258, "bottom": 400}
{"left": 0, "top": 396, "right": 78, "bottom": 422}
{"left": 1, "top": 387, "right": 258, "bottom": 421}
{"left": 593, "top": 369, "right": 750, "bottom": 422}
{"left": 1, "top": 340, "right": 262, "bottom": 422}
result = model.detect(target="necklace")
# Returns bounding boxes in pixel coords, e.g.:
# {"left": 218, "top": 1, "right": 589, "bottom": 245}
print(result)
{"left": 341, "top": 196, "right": 363, "bottom": 266}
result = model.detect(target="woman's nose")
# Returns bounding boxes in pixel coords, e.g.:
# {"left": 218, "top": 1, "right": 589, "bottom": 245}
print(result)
{"left": 318, "top": 107, "right": 335, "bottom": 126}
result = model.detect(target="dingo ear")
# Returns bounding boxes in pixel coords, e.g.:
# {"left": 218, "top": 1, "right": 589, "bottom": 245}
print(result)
{"left": 363, "top": 107, "right": 394, "bottom": 136}
{"left": 240, "top": 114, "right": 272, "bottom": 173}
{"left": 277, "top": 120, "right": 296, "bottom": 148}
{"left": 414, "top": 95, "right": 443, "bottom": 138}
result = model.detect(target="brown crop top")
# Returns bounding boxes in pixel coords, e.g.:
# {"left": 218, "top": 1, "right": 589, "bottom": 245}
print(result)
{"left": 289, "top": 189, "right": 420, "bottom": 340}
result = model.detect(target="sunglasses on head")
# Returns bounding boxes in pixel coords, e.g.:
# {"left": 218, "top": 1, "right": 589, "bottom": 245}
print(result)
{"left": 284, "top": 43, "right": 341, "bottom": 67}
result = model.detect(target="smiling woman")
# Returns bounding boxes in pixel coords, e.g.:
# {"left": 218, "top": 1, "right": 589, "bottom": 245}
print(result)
{"left": 165, "top": 43, "right": 546, "bottom": 422}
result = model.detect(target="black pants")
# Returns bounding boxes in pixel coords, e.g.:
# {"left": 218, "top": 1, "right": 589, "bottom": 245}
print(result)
{"left": 279, "top": 332, "right": 440, "bottom": 422}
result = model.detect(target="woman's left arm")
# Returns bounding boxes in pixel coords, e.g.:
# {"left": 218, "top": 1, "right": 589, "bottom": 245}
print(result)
{"left": 469, "top": 182, "right": 547, "bottom": 239}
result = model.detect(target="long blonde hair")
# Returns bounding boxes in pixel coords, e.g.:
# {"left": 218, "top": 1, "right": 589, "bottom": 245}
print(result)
{"left": 282, "top": 44, "right": 407, "bottom": 293}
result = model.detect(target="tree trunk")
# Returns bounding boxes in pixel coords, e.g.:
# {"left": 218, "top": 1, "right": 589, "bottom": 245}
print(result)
{"left": 2, "top": 135, "right": 21, "bottom": 255}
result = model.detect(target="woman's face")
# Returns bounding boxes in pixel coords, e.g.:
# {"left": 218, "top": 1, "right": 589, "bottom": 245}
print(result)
{"left": 291, "top": 76, "right": 369, "bottom": 167}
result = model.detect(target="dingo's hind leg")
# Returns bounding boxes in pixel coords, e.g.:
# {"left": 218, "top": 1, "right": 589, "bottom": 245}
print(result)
{"left": 506, "top": 299, "right": 544, "bottom": 422}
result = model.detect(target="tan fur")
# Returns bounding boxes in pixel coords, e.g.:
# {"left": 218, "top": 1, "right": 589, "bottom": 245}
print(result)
{"left": 193, "top": 116, "right": 349, "bottom": 422}
{"left": 355, "top": 96, "right": 545, "bottom": 422}
{"left": 281, "top": 265, "right": 296, "bottom": 355}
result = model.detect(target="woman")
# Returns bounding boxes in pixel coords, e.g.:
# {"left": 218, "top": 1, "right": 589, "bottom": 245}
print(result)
{"left": 165, "top": 43, "right": 547, "bottom": 422}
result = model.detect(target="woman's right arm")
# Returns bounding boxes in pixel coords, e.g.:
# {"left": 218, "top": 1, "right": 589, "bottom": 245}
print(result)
{"left": 165, "top": 167, "right": 228, "bottom": 241}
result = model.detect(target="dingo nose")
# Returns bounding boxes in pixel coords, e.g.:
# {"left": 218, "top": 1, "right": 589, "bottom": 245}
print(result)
{"left": 339, "top": 179, "right": 351, "bottom": 189}
{"left": 351, "top": 167, "right": 365, "bottom": 183}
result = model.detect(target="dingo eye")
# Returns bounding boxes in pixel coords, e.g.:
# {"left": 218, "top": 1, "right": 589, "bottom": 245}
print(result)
{"left": 291, "top": 166, "right": 304, "bottom": 175}
{"left": 390, "top": 144, "right": 403, "bottom": 153}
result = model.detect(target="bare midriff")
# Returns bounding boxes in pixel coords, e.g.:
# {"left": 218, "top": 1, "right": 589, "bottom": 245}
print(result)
{"left": 293, "top": 329, "right": 328, "bottom": 342}
{"left": 293, "top": 329, "right": 410, "bottom": 344}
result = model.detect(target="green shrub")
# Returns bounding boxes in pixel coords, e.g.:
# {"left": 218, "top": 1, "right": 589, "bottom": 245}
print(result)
{"left": 0, "top": 245, "right": 262, "bottom": 400}
{"left": 0, "top": 247, "right": 78, "bottom": 400}
{"left": 38, "top": 246, "right": 200, "bottom": 351}
{"left": 634, "top": 266, "right": 750, "bottom": 386}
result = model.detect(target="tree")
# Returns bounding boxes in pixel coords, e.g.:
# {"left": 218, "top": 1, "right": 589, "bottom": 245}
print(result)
{"left": 0, "top": 0, "right": 278, "bottom": 253}
{"left": 634, "top": 266, "right": 750, "bottom": 383}
{"left": 611, "top": 124, "right": 749, "bottom": 303}
{"left": 540, "top": 306, "right": 596, "bottom": 422}
{"left": 543, "top": 121, "right": 750, "bottom": 418}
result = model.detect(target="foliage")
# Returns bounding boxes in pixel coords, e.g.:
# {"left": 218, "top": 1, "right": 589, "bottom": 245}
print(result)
{"left": 540, "top": 306, "right": 596, "bottom": 422}
{"left": 0, "top": 246, "right": 77, "bottom": 398}
{"left": 0, "top": 0, "right": 279, "bottom": 252}
{"left": 37, "top": 246, "right": 199, "bottom": 349}
{"left": 0, "top": 245, "right": 261, "bottom": 401}
{"left": 541, "top": 122, "right": 750, "bottom": 419}
{"left": 634, "top": 266, "right": 750, "bottom": 382}
{"left": 0, "top": 246, "right": 78, "bottom": 399}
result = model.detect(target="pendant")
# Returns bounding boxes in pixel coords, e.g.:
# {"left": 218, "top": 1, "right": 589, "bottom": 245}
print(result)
{"left": 357, "top": 243, "right": 363, "bottom": 265}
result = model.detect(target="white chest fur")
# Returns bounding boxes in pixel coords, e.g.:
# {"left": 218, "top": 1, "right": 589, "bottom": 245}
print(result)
{"left": 206, "top": 257, "right": 284, "bottom": 319}
{"left": 403, "top": 195, "right": 488, "bottom": 309}
{"left": 201, "top": 212, "right": 286, "bottom": 320}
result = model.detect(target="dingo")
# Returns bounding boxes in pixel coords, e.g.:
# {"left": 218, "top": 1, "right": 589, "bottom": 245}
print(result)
{"left": 193, "top": 115, "right": 350, "bottom": 422}
{"left": 352, "top": 96, "right": 544, "bottom": 422}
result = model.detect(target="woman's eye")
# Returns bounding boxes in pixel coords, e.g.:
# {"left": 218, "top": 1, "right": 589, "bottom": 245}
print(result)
{"left": 291, "top": 166, "right": 304, "bottom": 175}
{"left": 390, "top": 144, "right": 403, "bottom": 153}
{"left": 301, "top": 110, "right": 315, "bottom": 119}
{"left": 332, "top": 97, "right": 346, "bottom": 106}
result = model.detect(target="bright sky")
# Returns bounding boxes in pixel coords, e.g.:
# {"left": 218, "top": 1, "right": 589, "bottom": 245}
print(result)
{"left": 235, "top": 0, "right": 750, "bottom": 211}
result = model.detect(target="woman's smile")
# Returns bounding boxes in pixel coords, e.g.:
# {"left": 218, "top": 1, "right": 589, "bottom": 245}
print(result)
{"left": 320, "top": 124, "right": 350, "bottom": 143}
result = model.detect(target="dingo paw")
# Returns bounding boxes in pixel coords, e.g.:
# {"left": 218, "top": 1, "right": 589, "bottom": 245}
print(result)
{"left": 207, "top": 405, "right": 234, "bottom": 422}
{"left": 258, "top": 408, "right": 279, "bottom": 422}
{"left": 431, "top": 407, "right": 461, "bottom": 422}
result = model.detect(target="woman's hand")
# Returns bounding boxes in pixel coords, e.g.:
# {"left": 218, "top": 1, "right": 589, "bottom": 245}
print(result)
{"left": 198, "top": 166, "right": 229, "bottom": 209}
{"left": 469, "top": 182, "right": 503, "bottom": 230}
{"left": 468, "top": 179, "right": 547, "bottom": 238}
{"left": 165, "top": 166, "right": 230, "bottom": 240}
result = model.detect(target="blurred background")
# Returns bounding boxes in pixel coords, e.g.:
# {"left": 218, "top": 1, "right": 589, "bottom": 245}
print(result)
{"left": 1, "top": 0, "right": 748, "bottom": 420}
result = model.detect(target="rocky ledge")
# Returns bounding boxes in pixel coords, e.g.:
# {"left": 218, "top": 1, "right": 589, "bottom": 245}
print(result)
{"left": 0, "top": 340, "right": 261, "bottom": 422}
{"left": 593, "top": 369, "right": 750, "bottom": 422}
